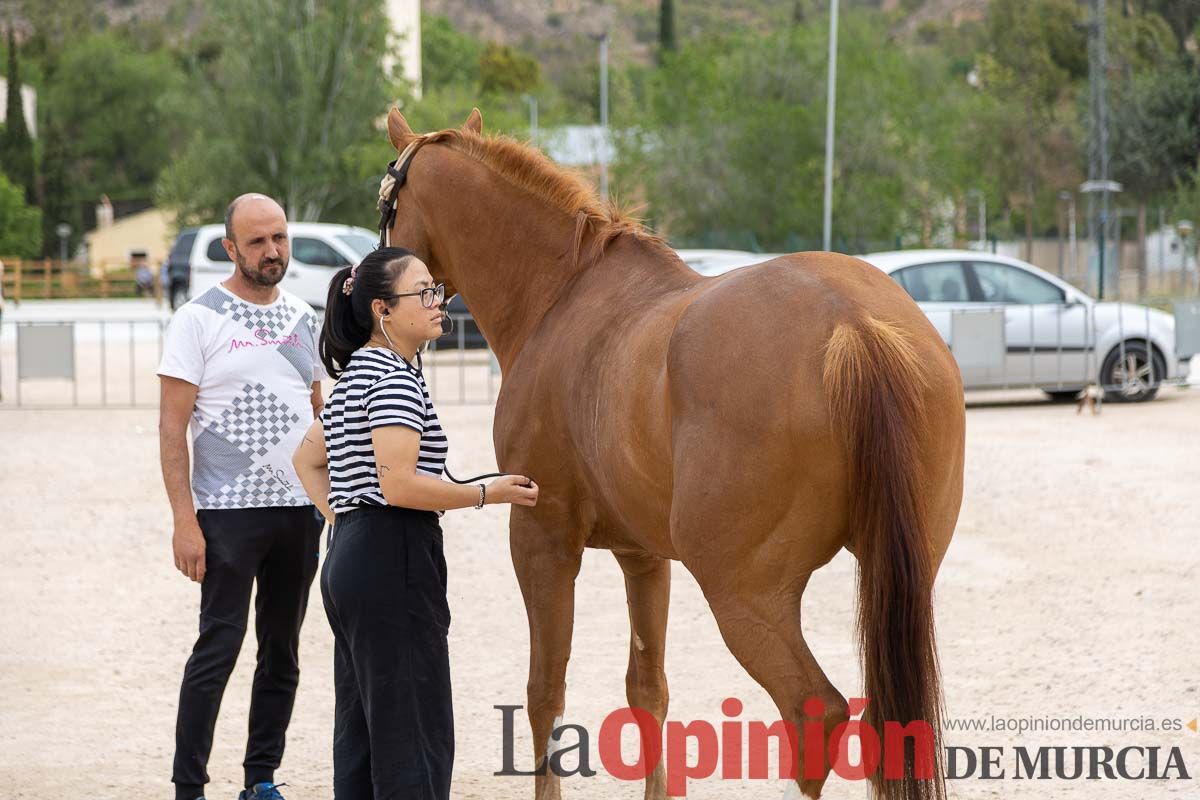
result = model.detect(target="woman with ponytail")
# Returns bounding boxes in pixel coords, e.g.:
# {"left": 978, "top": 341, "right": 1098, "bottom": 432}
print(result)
{"left": 292, "top": 247, "right": 538, "bottom": 799}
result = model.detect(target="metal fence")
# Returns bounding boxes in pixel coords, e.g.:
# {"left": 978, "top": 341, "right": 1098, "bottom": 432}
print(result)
{"left": 2, "top": 305, "right": 1197, "bottom": 409}
{"left": 0, "top": 314, "right": 498, "bottom": 409}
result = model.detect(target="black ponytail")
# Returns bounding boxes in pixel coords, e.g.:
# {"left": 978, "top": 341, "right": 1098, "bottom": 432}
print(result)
{"left": 319, "top": 246, "right": 417, "bottom": 378}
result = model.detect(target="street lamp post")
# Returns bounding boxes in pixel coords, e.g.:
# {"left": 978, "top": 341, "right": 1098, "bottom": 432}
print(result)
{"left": 964, "top": 189, "right": 986, "bottom": 249}
{"left": 1081, "top": 179, "right": 1122, "bottom": 299}
{"left": 55, "top": 223, "right": 72, "bottom": 263}
{"left": 522, "top": 93, "right": 538, "bottom": 147}
{"left": 821, "top": 0, "right": 839, "bottom": 252}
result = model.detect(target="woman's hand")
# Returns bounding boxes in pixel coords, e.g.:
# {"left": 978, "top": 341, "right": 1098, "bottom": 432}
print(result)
{"left": 486, "top": 475, "right": 539, "bottom": 507}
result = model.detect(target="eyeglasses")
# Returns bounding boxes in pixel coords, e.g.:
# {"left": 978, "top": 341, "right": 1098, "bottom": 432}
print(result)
{"left": 385, "top": 283, "right": 445, "bottom": 309}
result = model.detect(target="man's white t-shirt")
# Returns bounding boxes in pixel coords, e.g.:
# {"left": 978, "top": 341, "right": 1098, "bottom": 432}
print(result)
{"left": 157, "top": 284, "right": 325, "bottom": 510}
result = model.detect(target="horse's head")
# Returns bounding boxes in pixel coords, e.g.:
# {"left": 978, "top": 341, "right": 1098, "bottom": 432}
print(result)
{"left": 382, "top": 107, "right": 484, "bottom": 300}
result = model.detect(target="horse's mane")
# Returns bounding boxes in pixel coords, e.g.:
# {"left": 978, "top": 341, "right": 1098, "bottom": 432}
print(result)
{"left": 417, "top": 128, "right": 675, "bottom": 268}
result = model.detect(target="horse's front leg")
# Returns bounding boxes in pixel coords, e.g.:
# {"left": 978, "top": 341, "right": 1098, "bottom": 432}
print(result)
{"left": 511, "top": 509, "right": 584, "bottom": 800}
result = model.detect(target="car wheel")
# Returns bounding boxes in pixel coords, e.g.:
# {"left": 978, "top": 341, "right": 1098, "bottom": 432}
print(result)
{"left": 1043, "top": 389, "right": 1082, "bottom": 403}
{"left": 170, "top": 282, "right": 189, "bottom": 311}
{"left": 1100, "top": 341, "right": 1165, "bottom": 402}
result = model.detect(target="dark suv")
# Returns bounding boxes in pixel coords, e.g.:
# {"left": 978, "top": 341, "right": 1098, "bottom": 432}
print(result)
{"left": 165, "top": 228, "right": 198, "bottom": 310}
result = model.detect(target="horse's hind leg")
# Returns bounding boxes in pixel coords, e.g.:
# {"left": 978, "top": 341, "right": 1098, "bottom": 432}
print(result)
{"left": 679, "top": 554, "right": 849, "bottom": 799}
{"left": 615, "top": 550, "right": 671, "bottom": 800}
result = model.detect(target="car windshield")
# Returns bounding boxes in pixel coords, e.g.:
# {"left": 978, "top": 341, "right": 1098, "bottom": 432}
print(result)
{"left": 337, "top": 233, "right": 377, "bottom": 259}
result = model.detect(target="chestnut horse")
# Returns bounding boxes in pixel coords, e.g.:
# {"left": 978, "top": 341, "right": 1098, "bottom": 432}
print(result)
{"left": 380, "top": 107, "right": 964, "bottom": 800}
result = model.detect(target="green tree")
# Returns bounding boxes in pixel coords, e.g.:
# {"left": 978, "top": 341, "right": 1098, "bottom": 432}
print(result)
{"left": 1, "top": 28, "right": 36, "bottom": 204}
{"left": 37, "top": 115, "right": 81, "bottom": 258}
{"left": 421, "top": 14, "right": 483, "bottom": 92}
{"left": 42, "top": 32, "right": 183, "bottom": 204}
{"left": 522, "top": 33, "right": 601, "bottom": 120}
{"left": 975, "top": 0, "right": 1086, "bottom": 243}
{"left": 399, "top": 83, "right": 535, "bottom": 136}
{"left": 16, "top": 0, "right": 99, "bottom": 66}
{"left": 616, "top": 12, "right": 980, "bottom": 250}
{"left": 1109, "top": 53, "right": 1200, "bottom": 201}
{"left": 157, "top": 0, "right": 401, "bottom": 225}
{"left": 1110, "top": 6, "right": 1179, "bottom": 72}
{"left": 1137, "top": 0, "right": 1200, "bottom": 52}
{"left": 0, "top": 171, "right": 43, "bottom": 257}
{"left": 658, "top": 0, "right": 677, "bottom": 63}
{"left": 479, "top": 42, "right": 540, "bottom": 95}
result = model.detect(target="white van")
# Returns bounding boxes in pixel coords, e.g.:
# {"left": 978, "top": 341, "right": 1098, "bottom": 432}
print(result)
{"left": 165, "top": 222, "right": 378, "bottom": 310}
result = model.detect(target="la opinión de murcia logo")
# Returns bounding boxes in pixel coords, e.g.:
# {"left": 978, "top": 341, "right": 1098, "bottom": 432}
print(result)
{"left": 493, "top": 698, "right": 1193, "bottom": 795}
{"left": 945, "top": 744, "right": 1191, "bottom": 780}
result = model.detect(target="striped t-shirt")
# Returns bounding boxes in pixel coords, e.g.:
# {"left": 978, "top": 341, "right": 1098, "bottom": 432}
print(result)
{"left": 322, "top": 347, "right": 448, "bottom": 512}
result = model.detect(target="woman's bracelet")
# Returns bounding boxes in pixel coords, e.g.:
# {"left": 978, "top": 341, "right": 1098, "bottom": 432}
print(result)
{"left": 475, "top": 483, "right": 486, "bottom": 510}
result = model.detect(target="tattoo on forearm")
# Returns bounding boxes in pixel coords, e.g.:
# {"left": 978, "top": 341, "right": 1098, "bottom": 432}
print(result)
{"left": 380, "top": 465, "right": 392, "bottom": 476}
{"left": 304, "top": 435, "right": 315, "bottom": 445}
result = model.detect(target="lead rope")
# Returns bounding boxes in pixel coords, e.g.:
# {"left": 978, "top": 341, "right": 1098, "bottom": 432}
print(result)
{"left": 380, "top": 341, "right": 518, "bottom": 489}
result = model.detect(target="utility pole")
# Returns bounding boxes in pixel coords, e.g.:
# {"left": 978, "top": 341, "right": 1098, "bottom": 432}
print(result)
{"left": 1084, "top": 0, "right": 1117, "bottom": 300}
{"left": 599, "top": 32, "right": 610, "bottom": 202}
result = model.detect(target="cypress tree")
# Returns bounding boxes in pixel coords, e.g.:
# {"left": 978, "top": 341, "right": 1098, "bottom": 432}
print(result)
{"left": 658, "top": 0, "right": 677, "bottom": 64}
{"left": 39, "top": 116, "right": 77, "bottom": 258}
{"left": 1, "top": 27, "right": 36, "bottom": 205}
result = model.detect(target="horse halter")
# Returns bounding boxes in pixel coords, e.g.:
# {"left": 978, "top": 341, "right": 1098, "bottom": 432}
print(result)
{"left": 376, "top": 136, "right": 428, "bottom": 249}
{"left": 374, "top": 134, "right": 453, "bottom": 335}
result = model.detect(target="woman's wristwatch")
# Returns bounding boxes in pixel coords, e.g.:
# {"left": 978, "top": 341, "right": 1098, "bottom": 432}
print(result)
{"left": 475, "top": 483, "right": 486, "bottom": 510}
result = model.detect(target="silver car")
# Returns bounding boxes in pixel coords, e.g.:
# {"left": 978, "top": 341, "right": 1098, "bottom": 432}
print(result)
{"left": 861, "top": 250, "right": 1186, "bottom": 402}
{"left": 677, "top": 248, "right": 1189, "bottom": 402}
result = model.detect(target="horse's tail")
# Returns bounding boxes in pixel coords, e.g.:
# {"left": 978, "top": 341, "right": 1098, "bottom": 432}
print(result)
{"left": 822, "top": 316, "right": 945, "bottom": 800}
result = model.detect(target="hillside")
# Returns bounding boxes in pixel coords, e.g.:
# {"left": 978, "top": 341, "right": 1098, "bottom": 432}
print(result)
{"left": 5, "top": 0, "right": 990, "bottom": 63}
{"left": 423, "top": 0, "right": 990, "bottom": 63}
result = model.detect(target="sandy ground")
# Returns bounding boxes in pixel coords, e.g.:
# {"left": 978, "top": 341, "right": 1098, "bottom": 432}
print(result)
{"left": 2, "top": 382, "right": 1199, "bottom": 799}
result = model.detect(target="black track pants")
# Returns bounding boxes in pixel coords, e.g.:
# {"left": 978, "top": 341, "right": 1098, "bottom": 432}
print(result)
{"left": 172, "top": 505, "right": 323, "bottom": 800}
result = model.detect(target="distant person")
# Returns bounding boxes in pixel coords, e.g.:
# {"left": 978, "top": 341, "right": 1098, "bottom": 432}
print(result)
{"left": 133, "top": 251, "right": 154, "bottom": 297}
{"left": 157, "top": 193, "right": 325, "bottom": 800}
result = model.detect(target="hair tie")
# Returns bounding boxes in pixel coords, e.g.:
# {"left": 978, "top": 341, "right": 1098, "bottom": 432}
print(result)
{"left": 342, "top": 263, "right": 359, "bottom": 295}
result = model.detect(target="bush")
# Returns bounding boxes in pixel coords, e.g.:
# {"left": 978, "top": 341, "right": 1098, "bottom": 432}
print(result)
{"left": 0, "top": 172, "right": 43, "bottom": 258}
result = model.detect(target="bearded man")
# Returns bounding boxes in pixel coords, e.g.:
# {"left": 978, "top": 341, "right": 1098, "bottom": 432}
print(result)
{"left": 157, "top": 194, "right": 325, "bottom": 800}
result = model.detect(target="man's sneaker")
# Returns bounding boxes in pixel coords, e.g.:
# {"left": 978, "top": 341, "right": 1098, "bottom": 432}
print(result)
{"left": 238, "top": 783, "right": 287, "bottom": 800}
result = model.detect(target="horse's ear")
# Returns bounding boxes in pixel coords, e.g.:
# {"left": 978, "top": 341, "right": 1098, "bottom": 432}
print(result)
{"left": 388, "top": 107, "right": 415, "bottom": 149}
{"left": 463, "top": 108, "right": 483, "bottom": 135}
